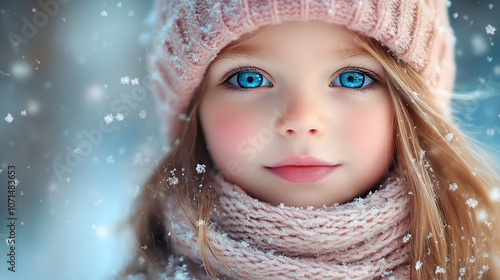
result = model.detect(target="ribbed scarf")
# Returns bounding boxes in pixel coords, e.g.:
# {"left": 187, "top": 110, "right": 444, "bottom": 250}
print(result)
{"left": 166, "top": 173, "right": 411, "bottom": 279}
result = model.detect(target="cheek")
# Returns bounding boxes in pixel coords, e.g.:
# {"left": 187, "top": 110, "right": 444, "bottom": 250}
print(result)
{"left": 345, "top": 106, "right": 394, "bottom": 161}
{"left": 200, "top": 101, "right": 263, "bottom": 165}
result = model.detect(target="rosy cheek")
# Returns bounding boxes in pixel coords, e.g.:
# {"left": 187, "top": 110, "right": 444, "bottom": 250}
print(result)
{"left": 345, "top": 108, "right": 393, "bottom": 158}
{"left": 203, "top": 106, "right": 262, "bottom": 166}
{"left": 211, "top": 112, "right": 252, "bottom": 149}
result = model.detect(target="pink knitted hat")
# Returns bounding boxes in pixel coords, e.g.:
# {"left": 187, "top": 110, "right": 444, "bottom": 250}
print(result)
{"left": 151, "top": 0, "right": 456, "bottom": 142}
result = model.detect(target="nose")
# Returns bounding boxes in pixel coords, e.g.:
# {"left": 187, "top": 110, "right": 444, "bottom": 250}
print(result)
{"left": 275, "top": 94, "right": 327, "bottom": 137}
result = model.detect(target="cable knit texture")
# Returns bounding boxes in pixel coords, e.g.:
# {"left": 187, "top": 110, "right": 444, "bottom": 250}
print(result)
{"left": 166, "top": 173, "right": 412, "bottom": 279}
{"left": 151, "top": 0, "right": 456, "bottom": 141}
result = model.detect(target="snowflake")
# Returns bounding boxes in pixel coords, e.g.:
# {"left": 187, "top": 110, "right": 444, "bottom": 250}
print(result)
{"left": 127, "top": 10, "right": 134, "bottom": 16}
{"left": 195, "top": 220, "right": 205, "bottom": 227}
{"left": 101, "top": 10, "right": 108, "bottom": 17}
{"left": 4, "top": 113, "right": 13, "bottom": 123}
{"left": 435, "top": 266, "right": 446, "bottom": 274}
{"left": 104, "top": 114, "right": 113, "bottom": 124}
{"left": 419, "top": 148, "right": 426, "bottom": 160}
{"left": 415, "top": 260, "right": 423, "bottom": 270}
{"left": 459, "top": 267, "right": 466, "bottom": 276}
{"left": 487, "top": 56, "right": 493, "bottom": 62}
{"left": 117, "top": 2, "right": 122, "bottom": 8}
{"left": 466, "top": 198, "right": 478, "bottom": 208}
{"left": 106, "top": 156, "right": 114, "bottom": 164}
{"left": 489, "top": 4, "right": 494, "bottom": 9}
{"left": 449, "top": 183, "right": 458, "bottom": 191}
{"left": 403, "top": 233, "right": 412, "bottom": 243}
{"left": 20, "top": 110, "right": 27, "bottom": 116}
{"left": 490, "top": 187, "right": 500, "bottom": 201}
{"left": 120, "top": 76, "right": 130, "bottom": 84}
{"left": 115, "top": 113, "right": 124, "bottom": 121}
{"left": 168, "top": 176, "right": 179, "bottom": 186}
{"left": 139, "top": 110, "right": 147, "bottom": 119}
{"left": 196, "top": 164, "right": 206, "bottom": 174}
{"left": 444, "top": 132, "right": 454, "bottom": 142}
{"left": 453, "top": 12, "right": 458, "bottom": 19}
{"left": 131, "top": 78, "right": 139, "bottom": 85}
{"left": 485, "top": 24, "right": 497, "bottom": 35}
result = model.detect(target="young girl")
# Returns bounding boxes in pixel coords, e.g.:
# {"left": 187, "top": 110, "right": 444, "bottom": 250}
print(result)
{"left": 123, "top": 0, "right": 500, "bottom": 279}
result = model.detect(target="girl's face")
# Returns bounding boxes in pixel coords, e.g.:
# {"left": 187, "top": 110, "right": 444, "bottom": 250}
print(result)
{"left": 199, "top": 21, "right": 394, "bottom": 207}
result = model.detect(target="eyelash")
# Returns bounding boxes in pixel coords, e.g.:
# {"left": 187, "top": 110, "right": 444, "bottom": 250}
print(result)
{"left": 220, "top": 65, "right": 381, "bottom": 91}
{"left": 332, "top": 66, "right": 382, "bottom": 92}
{"left": 220, "top": 66, "right": 266, "bottom": 84}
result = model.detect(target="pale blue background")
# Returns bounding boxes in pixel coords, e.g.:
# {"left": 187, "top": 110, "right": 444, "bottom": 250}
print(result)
{"left": 0, "top": 1, "right": 499, "bottom": 279}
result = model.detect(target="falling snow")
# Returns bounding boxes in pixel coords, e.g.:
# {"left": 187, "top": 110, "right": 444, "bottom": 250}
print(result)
{"left": 435, "top": 266, "right": 446, "bottom": 274}
{"left": 101, "top": 10, "right": 108, "bottom": 17}
{"left": 115, "top": 113, "right": 124, "bottom": 121}
{"left": 445, "top": 132, "right": 454, "bottom": 142}
{"left": 453, "top": 12, "right": 458, "bottom": 19}
{"left": 168, "top": 176, "right": 179, "bottom": 186}
{"left": 449, "top": 183, "right": 458, "bottom": 191}
{"left": 460, "top": 267, "right": 466, "bottom": 276}
{"left": 415, "top": 260, "right": 423, "bottom": 270}
{"left": 490, "top": 188, "right": 500, "bottom": 201}
{"left": 4, "top": 113, "right": 13, "bottom": 123}
{"left": 466, "top": 198, "right": 478, "bottom": 208}
{"left": 106, "top": 156, "right": 115, "bottom": 164}
{"left": 20, "top": 109, "right": 27, "bottom": 116}
{"left": 196, "top": 164, "right": 206, "bottom": 174}
{"left": 403, "top": 233, "right": 412, "bottom": 243}
{"left": 139, "top": 110, "right": 147, "bottom": 119}
{"left": 489, "top": 4, "right": 494, "bottom": 9}
{"left": 104, "top": 114, "right": 113, "bottom": 124}
{"left": 485, "top": 24, "right": 497, "bottom": 35}
{"left": 120, "top": 76, "right": 130, "bottom": 84}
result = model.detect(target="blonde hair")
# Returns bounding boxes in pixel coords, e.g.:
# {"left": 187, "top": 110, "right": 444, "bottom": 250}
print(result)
{"left": 123, "top": 35, "right": 500, "bottom": 279}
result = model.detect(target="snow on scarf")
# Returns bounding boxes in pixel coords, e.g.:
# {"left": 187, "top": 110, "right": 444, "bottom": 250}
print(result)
{"left": 166, "top": 173, "right": 411, "bottom": 279}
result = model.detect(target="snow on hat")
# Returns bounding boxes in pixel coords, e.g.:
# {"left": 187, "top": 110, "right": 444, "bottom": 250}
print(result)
{"left": 151, "top": 0, "right": 456, "bottom": 142}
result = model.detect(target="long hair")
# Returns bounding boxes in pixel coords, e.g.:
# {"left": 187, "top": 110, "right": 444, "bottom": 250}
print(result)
{"left": 122, "top": 34, "right": 500, "bottom": 279}
{"left": 356, "top": 36, "right": 500, "bottom": 279}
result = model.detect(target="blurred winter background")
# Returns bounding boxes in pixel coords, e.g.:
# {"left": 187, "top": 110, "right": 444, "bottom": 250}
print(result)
{"left": 0, "top": 0, "right": 499, "bottom": 279}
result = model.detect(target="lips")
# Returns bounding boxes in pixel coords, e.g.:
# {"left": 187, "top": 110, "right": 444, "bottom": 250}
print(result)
{"left": 266, "top": 156, "right": 339, "bottom": 183}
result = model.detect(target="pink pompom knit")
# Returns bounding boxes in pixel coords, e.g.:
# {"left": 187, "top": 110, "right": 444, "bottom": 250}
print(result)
{"left": 166, "top": 173, "right": 411, "bottom": 279}
{"left": 151, "top": 0, "right": 455, "bottom": 142}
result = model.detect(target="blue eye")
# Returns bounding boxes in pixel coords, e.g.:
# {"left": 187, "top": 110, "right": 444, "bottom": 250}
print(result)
{"left": 227, "top": 71, "right": 272, "bottom": 89}
{"left": 331, "top": 71, "right": 373, "bottom": 89}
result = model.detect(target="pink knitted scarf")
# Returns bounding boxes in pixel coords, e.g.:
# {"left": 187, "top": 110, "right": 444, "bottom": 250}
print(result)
{"left": 167, "top": 173, "right": 411, "bottom": 279}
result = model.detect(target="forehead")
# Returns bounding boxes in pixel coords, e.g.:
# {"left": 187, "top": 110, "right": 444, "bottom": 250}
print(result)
{"left": 215, "top": 21, "right": 374, "bottom": 63}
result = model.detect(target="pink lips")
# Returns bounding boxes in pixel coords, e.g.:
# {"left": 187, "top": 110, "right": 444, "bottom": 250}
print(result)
{"left": 266, "top": 156, "right": 339, "bottom": 183}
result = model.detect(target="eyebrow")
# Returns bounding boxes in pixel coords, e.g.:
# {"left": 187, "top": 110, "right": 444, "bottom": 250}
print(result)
{"left": 215, "top": 43, "right": 377, "bottom": 63}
